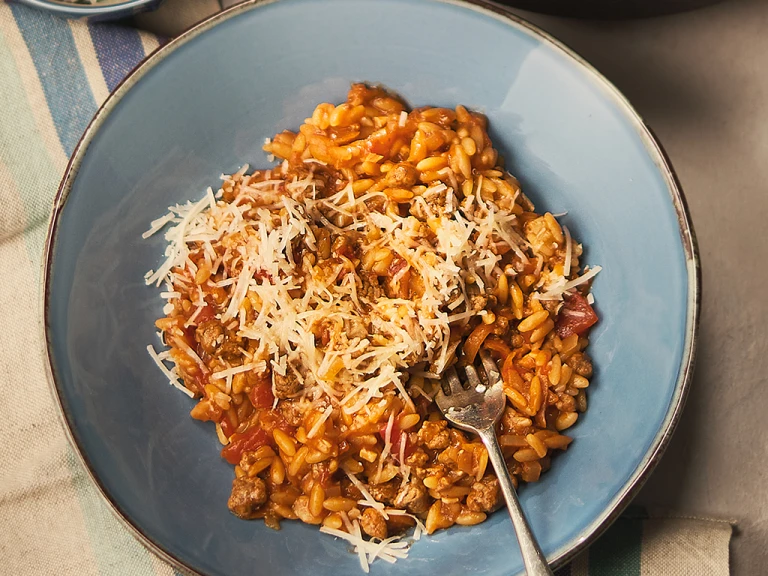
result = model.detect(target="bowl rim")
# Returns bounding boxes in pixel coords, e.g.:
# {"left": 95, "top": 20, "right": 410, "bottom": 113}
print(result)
{"left": 16, "top": 0, "right": 159, "bottom": 17}
{"left": 41, "top": 0, "right": 701, "bottom": 573}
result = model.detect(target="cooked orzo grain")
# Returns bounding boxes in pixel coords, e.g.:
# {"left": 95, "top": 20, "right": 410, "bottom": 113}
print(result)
{"left": 145, "top": 84, "right": 600, "bottom": 571}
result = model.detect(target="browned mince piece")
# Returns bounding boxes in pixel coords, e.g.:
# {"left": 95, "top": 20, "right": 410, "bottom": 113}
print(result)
{"left": 366, "top": 480, "right": 398, "bottom": 505}
{"left": 394, "top": 480, "right": 430, "bottom": 514}
{"left": 417, "top": 420, "right": 451, "bottom": 451}
{"left": 272, "top": 370, "right": 303, "bottom": 399}
{"left": 228, "top": 476, "right": 267, "bottom": 519}
{"left": 292, "top": 496, "right": 323, "bottom": 525}
{"left": 343, "top": 317, "right": 368, "bottom": 340}
{"left": 465, "top": 475, "right": 502, "bottom": 513}
{"left": 502, "top": 408, "right": 534, "bottom": 436}
{"left": 277, "top": 400, "right": 305, "bottom": 427}
{"left": 569, "top": 352, "right": 593, "bottom": 378}
{"left": 359, "top": 272, "right": 384, "bottom": 301}
{"left": 404, "top": 448, "right": 429, "bottom": 468}
{"left": 360, "top": 508, "right": 388, "bottom": 539}
{"left": 469, "top": 293, "right": 488, "bottom": 312}
{"left": 195, "top": 319, "right": 224, "bottom": 355}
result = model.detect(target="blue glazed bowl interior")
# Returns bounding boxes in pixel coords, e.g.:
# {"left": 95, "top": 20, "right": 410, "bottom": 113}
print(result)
{"left": 45, "top": 1, "right": 695, "bottom": 575}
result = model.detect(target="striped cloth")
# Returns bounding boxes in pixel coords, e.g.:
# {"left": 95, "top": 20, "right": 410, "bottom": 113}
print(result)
{"left": 0, "top": 3, "right": 732, "bottom": 575}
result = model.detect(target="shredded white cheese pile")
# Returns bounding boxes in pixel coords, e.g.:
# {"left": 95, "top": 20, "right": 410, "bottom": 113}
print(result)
{"left": 143, "top": 162, "right": 557, "bottom": 410}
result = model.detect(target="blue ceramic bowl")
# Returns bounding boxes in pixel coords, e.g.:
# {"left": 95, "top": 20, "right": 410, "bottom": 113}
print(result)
{"left": 16, "top": 0, "right": 162, "bottom": 20}
{"left": 43, "top": 1, "right": 699, "bottom": 575}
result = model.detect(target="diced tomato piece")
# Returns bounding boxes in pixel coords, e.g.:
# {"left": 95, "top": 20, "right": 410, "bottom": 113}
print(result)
{"left": 520, "top": 258, "right": 538, "bottom": 275}
{"left": 221, "top": 427, "right": 271, "bottom": 465}
{"left": 334, "top": 241, "right": 356, "bottom": 261}
{"left": 248, "top": 380, "right": 275, "bottom": 409}
{"left": 181, "top": 325, "right": 197, "bottom": 350}
{"left": 254, "top": 269, "right": 274, "bottom": 283}
{"left": 379, "top": 420, "right": 414, "bottom": 462}
{"left": 195, "top": 305, "right": 216, "bottom": 325}
{"left": 337, "top": 439, "right": 352, "bottom": 459}
{"left": 388, "top": 256, "right": 407, "bottom": 277}
{"left": 220, "top": 412, "right": 236, "bottom": 438}
{"left": 193, "top": 371, "right": 210, "bottom": 395}
{"left": 396, "top": 269, "right": 411, "bottom": 299}
{"left": 555, "top": 293, "right": 598, "bottom": 338}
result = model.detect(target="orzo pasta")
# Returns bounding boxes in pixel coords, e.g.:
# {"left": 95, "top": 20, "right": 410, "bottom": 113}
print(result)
{"left": 144, "top": 84, "right": 600, "bottom": 571}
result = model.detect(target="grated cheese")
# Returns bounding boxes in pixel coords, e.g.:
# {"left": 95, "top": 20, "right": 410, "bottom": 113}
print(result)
{"left": 211, "top": 362, "right": 265, "bottom": 381}
{"left": 375, "top": 412, "right": 395, "bottom": 483}
{"left": 142, "top": 212, "right": 176, "bottom": 239}
{"left": 184, "top": 305, "right": 205, "bottom": 327}
{"left": 351, "top": 519, "right": 369, "bottom": 571}
{"left": 537, "top": 265, "right": 603, "bottom": 300}
{"left": 215, "top": 422, "right": 229, "bottom": 445}
{"left": 320, "top": 522, "right": 411, "bottom": 573}
{"left": 384, "top": 508, "right": 426, "bottom": 540}
{"left": 170, "top": 335, "right": 208, "bottom": 375}
{"left": 307, "top": 405, "right": 334, "bottom": 439}
{"left": 397, "top": 431, "right": 410, "bottom": 479}
{"left": 346, "top": 471, "right": 387, "bottom": 516}
{"left": 563, "top": 225, "right": 572, "bottom": 278}
{"left": 146, "top": 345, "right": 194, "bottom": 398}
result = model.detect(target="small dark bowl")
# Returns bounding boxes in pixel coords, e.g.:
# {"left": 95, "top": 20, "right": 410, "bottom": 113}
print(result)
{"left": 16, "top": 0, "right": 163, "bottom": 20}
{"left": 499, "top": 0, "right": 723, "bottom": 18}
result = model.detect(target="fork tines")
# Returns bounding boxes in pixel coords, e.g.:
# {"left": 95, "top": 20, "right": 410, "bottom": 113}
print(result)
{"left": 441, "top": 350, "right": 501, "bottom": 396}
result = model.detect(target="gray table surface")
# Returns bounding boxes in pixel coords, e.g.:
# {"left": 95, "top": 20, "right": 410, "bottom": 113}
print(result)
{"left": 136, "top": 1, "right": 768, "bottom": 573}
{"left": 520, "top": 5, "right": 767, "bottom": 575}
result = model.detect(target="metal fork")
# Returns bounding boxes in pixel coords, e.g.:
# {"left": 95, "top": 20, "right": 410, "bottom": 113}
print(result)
{"left": 435, "top": 350, "right": 553, "bottom": 576}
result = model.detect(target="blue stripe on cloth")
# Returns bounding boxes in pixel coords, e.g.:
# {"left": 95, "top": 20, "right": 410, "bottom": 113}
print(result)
{"left": 0, "top": 16, "right": 60, "bottom": 263}
{"left": 8, "top": 3, "right": 98, "bottom": 157}
{"left": 88, "top": 21, "right": 145, "bottom": 92}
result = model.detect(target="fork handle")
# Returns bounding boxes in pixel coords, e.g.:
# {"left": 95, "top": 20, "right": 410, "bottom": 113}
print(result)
{"left": 477, "top": 427, "right": 554, "bottom": 576}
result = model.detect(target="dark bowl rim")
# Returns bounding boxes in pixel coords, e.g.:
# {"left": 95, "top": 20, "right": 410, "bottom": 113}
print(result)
{"left": 16, "top": 0, "right": 160, "bottom": 17}
{"left": 40, "top": 0, "right": 701, "bottom": 574}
